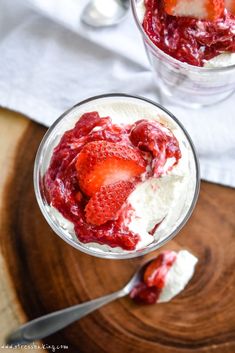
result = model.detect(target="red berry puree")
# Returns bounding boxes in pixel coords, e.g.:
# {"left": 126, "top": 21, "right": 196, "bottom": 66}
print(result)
{"left": 142, "top": 0, "right": 235, "bottom": 66}
{"left": 44, "top": 112, "right": 181, "bottom": 251}
{"left": 130, "top": 251, "right": 177, "bottom": 304}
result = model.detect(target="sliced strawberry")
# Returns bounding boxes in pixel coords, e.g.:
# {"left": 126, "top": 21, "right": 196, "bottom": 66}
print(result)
{"left": 76, "top": 140, "right": 146, "bottom": 196}
{"left": 206, "top": 0, "right": 225, "bottom": 20}
{"left": 85, "top": 181, "right": 134, "bottom": 226}
{"left": 225, "top": 0, "right": 235, "bottom": 14}
{"left": 164, "top": 0, "right": 225, "bottom": 21}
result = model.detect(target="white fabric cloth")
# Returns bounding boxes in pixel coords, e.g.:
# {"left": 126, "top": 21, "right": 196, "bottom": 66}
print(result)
{"left": 0, "top": 0, "right": 234, "bottom": 187}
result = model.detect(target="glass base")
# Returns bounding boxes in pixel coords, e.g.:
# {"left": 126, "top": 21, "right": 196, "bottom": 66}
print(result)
{"left": 157, "top": 81, "right": 235, "bottom": 109}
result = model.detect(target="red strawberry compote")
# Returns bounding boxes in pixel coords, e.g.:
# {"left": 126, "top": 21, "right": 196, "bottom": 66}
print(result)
{"left": 136, "top": 0, "right": 235, "bottom": 67}
{"left": 40, "top": 96, "right": 198, "bottom": 255}
{"left": 44, "top": 110, "right": 181, "bottom": 251}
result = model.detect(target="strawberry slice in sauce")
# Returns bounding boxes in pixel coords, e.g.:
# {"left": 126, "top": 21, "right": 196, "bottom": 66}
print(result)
{"left": 226, "top": 0, "right": 235, "bottom": 14}
{"left": 76, "top": 140, "right": 146, "bottom": 196}
{"left": 85, "top": 181, "right": 134, "bottom": 226}
{"left": 164, "top": 0, "right": 224, "bottom": 21}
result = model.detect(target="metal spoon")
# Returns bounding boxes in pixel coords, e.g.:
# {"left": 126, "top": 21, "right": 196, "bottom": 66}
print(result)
{"left": 82, "top": 0, "right": 130, "bottom": 27}
{"left": 6, "top": 258, "right": 151, "bottom": 345}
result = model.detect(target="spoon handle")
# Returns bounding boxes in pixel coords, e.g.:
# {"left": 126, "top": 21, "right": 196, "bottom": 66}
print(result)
{"left": 6, "top": 289, "right": 125, "bottom": 345}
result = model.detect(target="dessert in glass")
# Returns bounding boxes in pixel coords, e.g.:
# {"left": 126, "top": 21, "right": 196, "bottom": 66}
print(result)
{"left": 34, "top": 94, "right": 199, "bottom": 259}
{"left": 131, "top": 0, "right": 235, "bottom": 107}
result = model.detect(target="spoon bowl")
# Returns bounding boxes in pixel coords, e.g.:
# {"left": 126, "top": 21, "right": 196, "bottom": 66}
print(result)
{"left": 82, "top": 0, "right": 129, "bottom": 27}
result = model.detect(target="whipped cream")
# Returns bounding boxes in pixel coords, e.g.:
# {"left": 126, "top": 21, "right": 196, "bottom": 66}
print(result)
{"left": 127, "top": 175, "right": 185, "bottom": 250}
{"left": 158, "top": 250, "right": 198, "bottom": 303}
{"left": 136, "top": 0, "right": 235, "bottom": 68}
{"left": 46, "top": 96, "right": 196, "bottom": 254}
{"left": 204, "top": 53, "right": 235, "bottom": 68}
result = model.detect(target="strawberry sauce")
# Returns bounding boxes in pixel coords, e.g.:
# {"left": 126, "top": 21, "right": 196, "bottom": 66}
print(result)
{"left": 44, "top": 112, "right": 181, "bottom": 250}
{"left": 130, "top": 251, "right": 177, "bottom": 304}
{"left": 143, "top": 0, "right": 235, "bottom": 66}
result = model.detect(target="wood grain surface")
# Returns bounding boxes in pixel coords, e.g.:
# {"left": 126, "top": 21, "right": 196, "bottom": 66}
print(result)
{"left": 0, "top": 109, "right": 235, "bottom": 353}
{"left": 0, "top": 109, "right": 44, "bottom": 353}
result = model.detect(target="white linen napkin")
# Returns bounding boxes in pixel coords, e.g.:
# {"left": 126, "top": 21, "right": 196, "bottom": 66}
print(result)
{"left": 0, "top": 0, "right": 234, "bottom": 187}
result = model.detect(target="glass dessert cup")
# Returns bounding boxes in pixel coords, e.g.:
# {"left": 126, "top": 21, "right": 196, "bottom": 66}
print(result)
{"left": 34, "top": 93, "right": 200, "bottom": 259}
{"left": 131, "top": 0, "right": 235, "bottom": 108}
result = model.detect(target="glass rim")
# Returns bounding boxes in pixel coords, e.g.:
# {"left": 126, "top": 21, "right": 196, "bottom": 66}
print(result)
{"left": 131, "top": 0, "right": 235, "bottom": 73}
{"left": 34, "top": 93, "right": 200, "bottom": 260}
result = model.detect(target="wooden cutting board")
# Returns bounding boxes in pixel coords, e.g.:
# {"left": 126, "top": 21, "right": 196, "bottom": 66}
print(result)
{"left": 0, "top": 108, "right": 235, "bottom": 353}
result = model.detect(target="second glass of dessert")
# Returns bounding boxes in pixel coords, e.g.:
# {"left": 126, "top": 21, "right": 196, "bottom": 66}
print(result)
{"left": 34, "top": 94, "right": 199, "bottom": 259}
{"left": 132, "top": 0, "right": 235, "bottom": 107}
